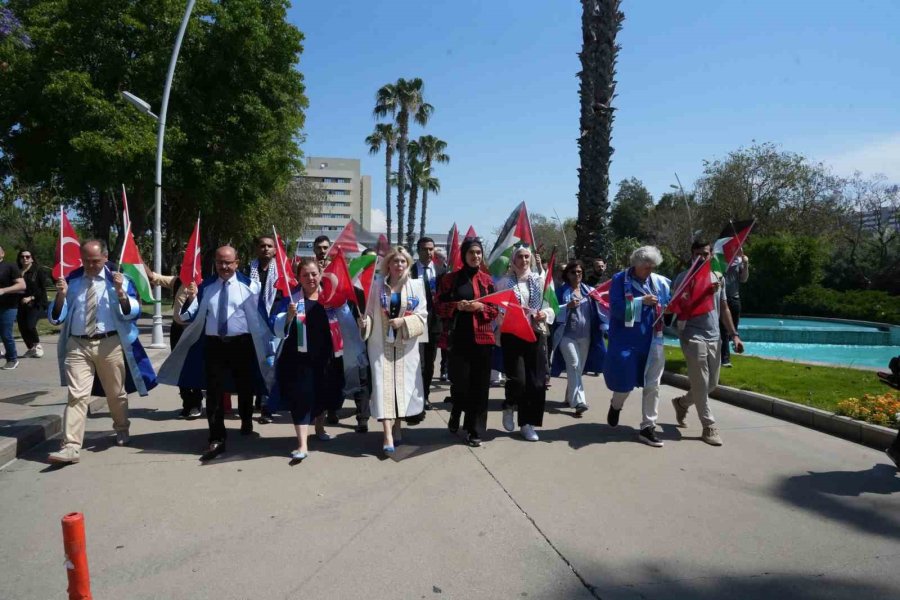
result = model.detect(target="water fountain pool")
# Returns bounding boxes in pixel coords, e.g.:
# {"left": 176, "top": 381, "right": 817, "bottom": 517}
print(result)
{"left": 665, "top": 316, "right": 899, "bottom": 369}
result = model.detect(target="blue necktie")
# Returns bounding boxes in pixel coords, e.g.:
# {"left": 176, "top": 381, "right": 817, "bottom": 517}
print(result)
{"left": 217, "top": 281, "right": 229, "bottom": 337}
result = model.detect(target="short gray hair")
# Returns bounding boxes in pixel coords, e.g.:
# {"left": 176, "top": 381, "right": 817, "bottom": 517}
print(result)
{"left": 630, "top": 245, "right": 663, "bottom": 268}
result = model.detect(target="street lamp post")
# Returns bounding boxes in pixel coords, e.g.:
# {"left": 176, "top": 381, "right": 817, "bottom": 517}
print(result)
{"left": 122, "top": 0, "right": 196, "bottom": 349}
{"left": 552, "top": 209, "right": 569, "bottom": 261}
{"left": 670, "top": 172, "right": 694, "bottom": 246}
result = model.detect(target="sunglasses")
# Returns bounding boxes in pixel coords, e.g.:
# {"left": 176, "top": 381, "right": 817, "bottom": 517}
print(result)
{"left": 21, "top": 255, "right": 33, "bottom": 259}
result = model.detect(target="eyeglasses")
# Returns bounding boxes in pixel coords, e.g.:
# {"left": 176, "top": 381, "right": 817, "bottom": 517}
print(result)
{"left": 215, "top": 260, "right": 237, "bottom": 266}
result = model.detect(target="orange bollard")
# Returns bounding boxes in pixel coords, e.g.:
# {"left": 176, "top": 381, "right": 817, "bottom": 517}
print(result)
{"left": 61, "top": 512, "right": 92, "bottom": 600}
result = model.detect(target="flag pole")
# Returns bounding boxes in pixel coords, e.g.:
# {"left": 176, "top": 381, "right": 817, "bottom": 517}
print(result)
{"left": 652, "top": 256, "right": 704, "bottom": 327}
{"left": 117, "top": 223, "right": 131, "bottom": 273}
{"left": 58, "top": 205, "right": 63, "bottom": 279}
{"left": 193, "top": 215, "right": 200, "bottom": 283}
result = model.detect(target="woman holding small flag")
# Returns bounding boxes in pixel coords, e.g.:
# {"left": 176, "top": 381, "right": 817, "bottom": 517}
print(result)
{"left": 497, "top": 245, "right": 555, "bottom": 441}
{"left": 435, "top": 238, "right": 500, "bottom": 447}
{"left": 603, "top": 246, "right": 672, "bottom": 447}
{"left": 270, "top": 257, "right": 345, "bottom": 461}
{"left": 550, "top": 260, "right": 606, "bottom": 417}
{"left": 358, "top": 247, "right": 428, "bottom": 455}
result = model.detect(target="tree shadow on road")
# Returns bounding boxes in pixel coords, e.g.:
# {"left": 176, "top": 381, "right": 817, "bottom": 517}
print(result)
{"left": 773, "top": 464, "right": 900, "bottom": 540}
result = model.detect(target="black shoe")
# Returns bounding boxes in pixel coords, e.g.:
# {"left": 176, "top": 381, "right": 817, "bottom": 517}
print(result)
{"left": 240, "top": 423, "right": 254, "bottom": 436}
{"left": 424, "top": 399, "right": 434, "bottom": 410}
{"left": 607, "top": 406, "right": 621, "bottom": 427}
{"left": 467, "top": 432, "right": 482, "bottom": 447}
{"left": 887, "top": 446, "right": 900, "bottom": 470}
{"left": 326, "top": 412, "right": 340, "bottom": 425}
{"left": 356, "top": 423, "right": 369, "bottom": 434}
{"left": 178, "top": 408, "right": 189, "bottom": 419}
{"left": 448, "top": 413, "right": 460, "bottom": 433}
{"left": 257, "top": 411, "right": 272, "bottom": 425}
{"left": 201, "top": 441, "right": 226, "bottom": 461}
{"left": 638, "top": 426, "right": 664, "bottom": 448}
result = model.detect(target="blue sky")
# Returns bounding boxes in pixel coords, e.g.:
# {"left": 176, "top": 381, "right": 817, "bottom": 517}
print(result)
{"left": 288, "top": 0, "right": 900, "bottom": 235}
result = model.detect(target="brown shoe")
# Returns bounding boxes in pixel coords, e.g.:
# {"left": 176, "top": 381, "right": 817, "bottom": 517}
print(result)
{"left": 672, "top": 396, "right": 689, "bottom": 428}
{"left": 702, "top": 426, "right": 723, "bottom": 446}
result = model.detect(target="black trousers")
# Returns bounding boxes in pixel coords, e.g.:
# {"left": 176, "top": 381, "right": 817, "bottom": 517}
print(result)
{"left": 205, "top": 335, "right": 255, "bottom": 442}
{"left": 419, "top": 339, "right": 439, "bottom": 400}
{"left": 449, "top": 341, "right": 492, "bottom": 435}
{"left": 720, "top": 298, "right": 741, "bottom": 362}
{"left": 501, "top": 333, "right": 547, "bottom": 427}
{"left": 16, "top": 305, "right": 42, "bottom": 348}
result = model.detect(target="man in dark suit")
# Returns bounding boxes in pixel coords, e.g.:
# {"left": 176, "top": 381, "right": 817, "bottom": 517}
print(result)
{"left": 410, "top": 237, "right": 447, "bottom": 413}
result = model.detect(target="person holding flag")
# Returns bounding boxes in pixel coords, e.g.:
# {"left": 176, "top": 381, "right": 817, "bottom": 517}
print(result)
{"left": 358, "top": 247, "right": 428, "bottom": 454}
{"left": 158, "top": 246, "right": 274, "bottom": 461}
{"left": 435, "top": 237, "right": 500, "bottom": 447}
{"left": 550, "top": 260, "right": 606, "bottom": 417}
{"left": 497, "top": 245, "right": 555, "bottom": 442}
{"left": 270, "top": 257, "right": 345, "bottom": 461}
{"left": 603, "top": 246, "right": 672, "bottom": 447}
{"left": 46, "top": 240, "right": 157, "bottom": 464}
{"left": 670, "top": 240, "right": 743, "bottom": 447}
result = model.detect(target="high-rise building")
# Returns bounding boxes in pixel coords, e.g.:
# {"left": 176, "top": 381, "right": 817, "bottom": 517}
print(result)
{"left": 295, "top": 156, "right": 372, "bottom": 251}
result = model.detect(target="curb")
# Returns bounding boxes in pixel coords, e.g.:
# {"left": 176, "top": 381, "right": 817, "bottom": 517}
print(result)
{"left": 661, "top": 372, "right": 897, "bottom": 449}
{"left": 0, "top": 415, "right": 62, "bottom": 468}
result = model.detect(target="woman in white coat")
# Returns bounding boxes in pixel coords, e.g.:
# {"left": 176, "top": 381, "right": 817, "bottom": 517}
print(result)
{"left": 359, "top": 247, "right": 428, "bottom": 455}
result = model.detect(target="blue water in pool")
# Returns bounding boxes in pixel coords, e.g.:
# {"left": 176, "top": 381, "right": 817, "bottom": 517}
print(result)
{"left": 742, "top": 317, "right": 880, "bottom": 332}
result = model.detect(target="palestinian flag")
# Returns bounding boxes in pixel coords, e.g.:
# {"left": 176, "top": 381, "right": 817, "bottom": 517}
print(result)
{"left": 327, "top": 219, "right": 368, "bottom": 258}
{"left": 711, "top": 219, "right": 755, "bottom": 277}
{"left": 118, "top": 225, "right": 158, "bottom": 303}
{"left": 541, "top": 248, "right": 560, "bottom": 316}
{"left": 487, "top": 202, "right": 535, "bottom": 277}
{"left": 348, "top": 253, "right": 377, "bottom": 305}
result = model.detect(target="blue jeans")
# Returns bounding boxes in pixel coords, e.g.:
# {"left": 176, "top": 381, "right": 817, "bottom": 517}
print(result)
{"left": 0, "top": 307, "right": 17, "bottom": 361}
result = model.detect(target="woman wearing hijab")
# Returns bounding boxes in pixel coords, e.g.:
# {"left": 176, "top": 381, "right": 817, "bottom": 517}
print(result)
{"left": 550, "top": 260, "right": 606, "bottom": 417}
{"left": 271, "top": 257, "right": 344, "bottom": 461}
{"left": 497, "top": 245, "right": 555, "bottom": 441}
{"left": 435, "top": 238, "right": 500, "bottom": 447}
{"left": 16, "top": 249, "right": 51, "bottom": 358}
{"left": 358, "top": 247, "right": 428, "bottom": 455}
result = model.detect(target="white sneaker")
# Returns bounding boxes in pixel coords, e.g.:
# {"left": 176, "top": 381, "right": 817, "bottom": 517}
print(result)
{"left": 521, "top": 425, "right": 539, "bottom": 442}
{"left": 502, "top": 408, "right": 515, "bottom": 432}
{"left": 33, "top": 344, "right": 44, "bottom": 358}
{"left": 48, "top": 446, "right": 80, "bottom": 464}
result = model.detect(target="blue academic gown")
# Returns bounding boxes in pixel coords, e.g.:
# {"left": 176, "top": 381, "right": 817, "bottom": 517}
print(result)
{"left": 48, "top": 267, "right": 157, "bottom": 396}
{"left": 550, "top": 282, "right": 606, "bottom": 377}
{"left": 157, "top": 272, "right": 274, "bottom": 394}
{"left": 602, "top": 270, "right": 671, "bottom": 393}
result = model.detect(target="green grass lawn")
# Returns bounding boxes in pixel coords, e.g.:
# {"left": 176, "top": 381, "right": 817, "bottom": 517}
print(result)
{"left": 663, "top": 345, "right": 887, "bottom": 412}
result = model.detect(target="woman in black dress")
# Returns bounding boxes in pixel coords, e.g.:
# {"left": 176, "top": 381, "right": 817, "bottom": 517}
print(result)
{"left": 271, "top": 258, "right": 344, "bottom": 461}
{"left": 16, "top": 250, "right": 51, "bottom": 358}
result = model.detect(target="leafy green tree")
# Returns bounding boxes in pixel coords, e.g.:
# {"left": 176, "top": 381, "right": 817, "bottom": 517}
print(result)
{"left": 609, "top": 177, "right": 652, "bottom": 240}
{"left": 373, "top": 78, "right": 433, "bottom": 246}
{"left": 415, "top": 134, "right": 449, "bottom": 239}
{"left": 741, "top": 234, "right": 830, "bottom": 313}
{"left": 530, "top": 212, "right": 576, "bottom": 263}
{"left": 365, "top": 123, "right": 398, "bottom": 238}
{"left": 1, "top": 0, "right": 309, "bottom": 270}
{"left": 575, "top": 0, "right": 623, "bottom": 262}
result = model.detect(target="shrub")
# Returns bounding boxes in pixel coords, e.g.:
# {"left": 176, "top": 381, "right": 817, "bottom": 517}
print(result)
{"left": 836, "top": 392, "right": 900, "bottom": 428}
{"left": 782, "top": 285, "right": 900, "bottom": 324}
{"left": 741, "top": 235, "right": 830, "bottom": 313}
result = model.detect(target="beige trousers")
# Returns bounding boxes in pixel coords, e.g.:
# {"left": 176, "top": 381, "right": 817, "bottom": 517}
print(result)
{"left": 62, "top": 335, "right": 130, "bottom": 449}
{"left": 677, "top": 337, "right": 720, "bottom": 428}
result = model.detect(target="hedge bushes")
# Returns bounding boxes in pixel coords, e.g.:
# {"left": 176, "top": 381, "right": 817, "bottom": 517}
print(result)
{"left": 783, "top": 285, "right": 900, "bottom": 325}
{"left": 741, "top": 235, "right": 829, "bottom": 314}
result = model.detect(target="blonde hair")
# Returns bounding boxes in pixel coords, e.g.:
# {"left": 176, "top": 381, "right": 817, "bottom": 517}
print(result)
{"left": 380, "top": 246, "right": 413, "bottom": 280}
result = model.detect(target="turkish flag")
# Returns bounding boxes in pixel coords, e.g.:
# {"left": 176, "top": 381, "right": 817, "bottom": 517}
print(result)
{"left": 477, "top": 288, "right": 536, "bottom": 343}
{"left": 179, "top": 217, "right": 202, "bottom": 287}
{"left": 320, "top": 248, "right": 355, "bottom": 309}
{"left": 272, "top": 226, "right": 297, "bottom": 298}
{"left": 53, "top": 209, "right": 82, "bottom": 279}
{"left": 668, "top": 259, "right": 715, "bottom": 320}
{"left": 588, "top": 279, "right": 612, "bottom": 312}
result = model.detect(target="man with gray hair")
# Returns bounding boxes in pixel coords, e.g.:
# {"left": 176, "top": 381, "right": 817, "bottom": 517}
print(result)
{"left": 604, "top": 246, "right": 672, "bottom": 447}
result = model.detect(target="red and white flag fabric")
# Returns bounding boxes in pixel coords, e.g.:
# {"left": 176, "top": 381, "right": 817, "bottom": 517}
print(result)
{"left": 179, "top": 217, "right": 202, "bottom": 287}
{"left": 273, "top": 226, "right": 297, "bottom": 298}
{"left": 446, "top": 224, "right": 461, "bottom": 272}
{"left": 375, "top": 233, "right": 391, "bottom": 257}
{"left": 464, "top": 225, "right": 477, "bottom": 239}
{"left": 476, "top": 288, "right": 536, "bottom": 343}
{"left": 668, "top": 258, "right": 715, "bottom": 320}
{"left": 53, "top": 208, "right": 82, "bottom": 279}
{"left": 711, "top": 219, "right": 755, "bottom": 277}
{"left": 327, "top": 219, "right": 368, "bottom": 259}
{"left": 588, "top": 279, "right": 612, "bottom": 312}
{"left": 320, "top": 248, "right": 356, "bottom": 309}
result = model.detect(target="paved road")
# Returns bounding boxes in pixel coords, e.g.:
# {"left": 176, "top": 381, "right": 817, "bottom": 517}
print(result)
{"left": 1, "top": 348, "right": 899, "bottom": 599}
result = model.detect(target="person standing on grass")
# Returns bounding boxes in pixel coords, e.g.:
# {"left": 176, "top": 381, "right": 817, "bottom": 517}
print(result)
{"left": 47, "top": 240, "right": 157, "bottom": 464}
{"left": 720, "top": 248, "right": 749, "bottom": 368}
{"left": 16, "top": 249, "right": 51, "bottom": 359}
{"left": 604, "top": 246, "right": 671, "bottom": 448}
{"left": 671, "top": 240, "right": 743, "bottom": 447}
{"left": 0, "top": 244, "right": 26, "bottom": 369}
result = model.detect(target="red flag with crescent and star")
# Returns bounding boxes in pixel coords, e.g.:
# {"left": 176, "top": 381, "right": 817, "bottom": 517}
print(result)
{"left": 272, "top": 226, "right": 297, "bottom": 298}
{"left": 179, "top": 217, "right": 202, "bottom": 287}
{"left": 320, "top": 248, "right": 356, "bottom": 309}
{"left": 53, "top": 208, "right": 82, "bottom": 279}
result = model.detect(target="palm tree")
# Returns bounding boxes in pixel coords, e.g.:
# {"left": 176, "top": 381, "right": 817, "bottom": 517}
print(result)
{"left": 373, "top": 78, "right": 433, "bottom": 246}
{"left": 575, "top": 0, "right": 624, "bottom": 261}
{"left": 415, "top": 135, "right": 449, "bottom": 239}
{"left": 405, "top": 142, "right": 424, "bottom": 249}
{"left": 365, "top": 123, "right": 398, "bottom": 240}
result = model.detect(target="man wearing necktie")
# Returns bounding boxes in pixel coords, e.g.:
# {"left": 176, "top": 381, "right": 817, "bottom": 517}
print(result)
{"left": 159, "top": 246, "right": 274, "bottom": 461}
{"left": 47, "top": 240, "right": 157, "bottom": 464}
{"left": 410, "top": 237, "right": 447, "bottom": 413}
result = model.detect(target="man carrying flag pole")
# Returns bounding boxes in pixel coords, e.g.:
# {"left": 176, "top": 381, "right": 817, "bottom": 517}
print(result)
{"left": 670, "top": 240, "right": 744, "bottom": 447}
{"left": 714, "top": 220, "right": 754, "bottom": 367}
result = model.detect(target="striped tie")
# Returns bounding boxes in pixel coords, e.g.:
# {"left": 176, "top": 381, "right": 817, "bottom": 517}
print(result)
{"left": 84, "top": 281, "right": 98, "bottom": 337}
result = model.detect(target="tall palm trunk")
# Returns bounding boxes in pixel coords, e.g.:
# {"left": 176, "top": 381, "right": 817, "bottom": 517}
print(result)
{"left": 419, "top": 186, "right": 429, "bottom": 240}
{"left": 575, "top": 0, "right": 623, "bottom": 260}
{"left": 395, "top": 115, "right": 409, "bottom": 247}
{"left": 384, "top": 148, "right": 393, "bottom": 241}
{"left": 407, "top": 177, "right": 419, "bottom": 249}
